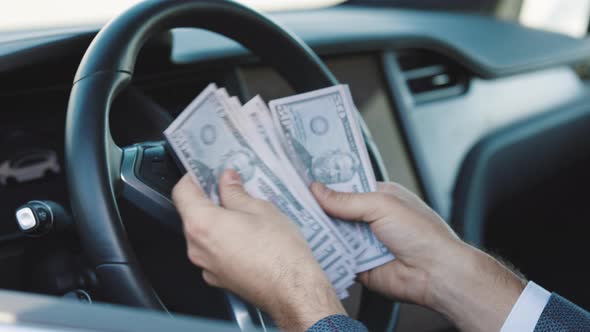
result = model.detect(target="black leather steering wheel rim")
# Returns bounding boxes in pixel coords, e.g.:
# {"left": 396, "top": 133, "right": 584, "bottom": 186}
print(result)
{"left": 66, "top": 0, "right": 395, "bottom": 328}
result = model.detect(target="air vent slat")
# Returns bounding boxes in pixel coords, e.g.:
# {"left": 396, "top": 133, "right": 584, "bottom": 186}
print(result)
{"left": 397, "top": 51, "right": 468, "bottom": 104}
{"left": 403, "top": 65, "right": 446, "bottom": 80}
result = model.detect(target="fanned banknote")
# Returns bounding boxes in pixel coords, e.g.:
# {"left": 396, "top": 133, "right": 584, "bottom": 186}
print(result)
{"left": 164, "top": 84, "right": 355, "bottom": 294}
{"left": 269, "top": 85, "right": 394, "bottom": 272}
{"left": 164, "top": 83, "right": 394, "bottom": 298}
{"left": 221, "top": 90, "right": 357, "bottom": 290}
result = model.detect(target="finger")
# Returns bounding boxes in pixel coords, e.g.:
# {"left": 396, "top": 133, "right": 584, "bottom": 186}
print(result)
{"left": 172, "top": 174, "right": 223, "bottom": 240}
{"left": 357, "top": 271, "right": 370, "bottom": 285}
{"left": 377, "top": 182, "right": 432, "bottom": 212}
{"left": 218, "top": 169, "right": 263, "bottom": 213}
{"left": 377, "top": 182, "right": 419, "bottom": 201}
{"left": 357, "top": 261, "right": 407, "bottom": 300}
{"left": 377, "top": 181, "right": 406, "bottom": 195}
{"left": 172, "top": 174, "right": 220, "bottom": 231}
{"left": 187, "top": 246, "right": 206, "bottom": 268}
{"left": 172, "top": 174, "right": 215, "bottom": 211}
{"left": 311, "top": 182, "right": 390, "bottom": 222}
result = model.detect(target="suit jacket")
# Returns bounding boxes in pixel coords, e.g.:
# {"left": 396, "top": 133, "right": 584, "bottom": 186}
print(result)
{"left": 534, "top": 293, "right": 590, "bottom": 331}
{"left": 306, "top": 294, "right": 590, "bottom": 332}
{"left": 306, "top": 315, "right": 367, "bottom": 332}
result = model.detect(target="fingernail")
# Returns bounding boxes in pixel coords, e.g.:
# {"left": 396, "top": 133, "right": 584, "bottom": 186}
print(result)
{"left": 224, "top": 169, "right": 242, "bottom": 185}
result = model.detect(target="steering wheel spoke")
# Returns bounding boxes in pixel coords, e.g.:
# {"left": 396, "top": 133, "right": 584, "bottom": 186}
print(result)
{"left": 117, "top": 142, "right": 269, "bottom": 329}
{"left": 118, "top": 142, "right": 183, "bottom": 233}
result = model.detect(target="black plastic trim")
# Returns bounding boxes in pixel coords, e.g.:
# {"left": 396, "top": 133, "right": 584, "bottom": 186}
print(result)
{"left": 119, "top": 144, "right": 182, "bottom": 234}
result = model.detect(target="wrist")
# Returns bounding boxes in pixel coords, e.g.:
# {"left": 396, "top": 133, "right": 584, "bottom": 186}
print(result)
{"left": 270, "top": 271, "right": 346, "bottom": 331}
{"left": 426, "top": 242, "right": 526, "bottom": 332}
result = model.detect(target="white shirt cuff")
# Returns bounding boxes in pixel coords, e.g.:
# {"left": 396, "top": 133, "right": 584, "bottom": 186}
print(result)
{"left": 500, "top": 281, "right": 551, "bottom": 332}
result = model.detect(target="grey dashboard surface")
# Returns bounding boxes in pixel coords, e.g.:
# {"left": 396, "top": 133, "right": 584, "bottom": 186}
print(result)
{"left": 391, "top": 65, "right": 587, "bottom": 218}
{"left": 172, "top": 7, "right": 590, "bottom": 77}
{"left": 2, "top": 6, "right": 590, "bottom": 78}
{"left": 0, "top": 290, "right": 253, "bottom": 332}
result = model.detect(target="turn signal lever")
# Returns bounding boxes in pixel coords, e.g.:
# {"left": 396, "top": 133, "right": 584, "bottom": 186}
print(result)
{"left": 15, "top": 200, "right": 73, "bottom": 237}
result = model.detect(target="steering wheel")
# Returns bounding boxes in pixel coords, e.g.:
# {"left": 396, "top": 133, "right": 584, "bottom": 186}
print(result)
{"left": 66, "top": 0, "right": 393, "bottom": 330}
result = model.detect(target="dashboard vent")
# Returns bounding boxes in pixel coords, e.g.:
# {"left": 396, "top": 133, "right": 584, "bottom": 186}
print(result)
{"left": 397, "top": 51, "right": 468, "bottom": 104}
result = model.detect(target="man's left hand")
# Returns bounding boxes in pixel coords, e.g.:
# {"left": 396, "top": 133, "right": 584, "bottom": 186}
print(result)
{"left": 172, "top": 170, "right": 346, "bottom": 331}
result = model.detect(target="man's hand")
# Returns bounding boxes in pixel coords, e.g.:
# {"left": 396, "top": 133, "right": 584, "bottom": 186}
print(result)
{"left": 172, "top": 170, "right": 345, "bottom": 331}
{"left": 312, "top": 182, "right": 526, "bottom": 332}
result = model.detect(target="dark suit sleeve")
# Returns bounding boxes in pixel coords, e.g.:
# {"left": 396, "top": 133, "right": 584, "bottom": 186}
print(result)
{"left": 306, "top": 315, "right": 368, "bottom": 332}
{"left": 534, "top": 293, "right": 590, "bottom": 331}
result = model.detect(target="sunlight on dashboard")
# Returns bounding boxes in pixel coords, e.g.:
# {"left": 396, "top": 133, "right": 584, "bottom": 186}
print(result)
{"left": 0, "top": 312, "right": 15, "bottom": 324}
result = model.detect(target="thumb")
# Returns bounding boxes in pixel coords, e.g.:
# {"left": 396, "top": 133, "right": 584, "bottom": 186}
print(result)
{"left": 218, "top": 169, "right": 257, "bottom": 212}
{"left": 311, "top": 182, "right": 388, "bottom": 223}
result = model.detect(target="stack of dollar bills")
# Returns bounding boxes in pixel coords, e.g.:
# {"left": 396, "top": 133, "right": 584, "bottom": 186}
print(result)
{"left": 164, "top": 83, "right": 394, "bottom": 298}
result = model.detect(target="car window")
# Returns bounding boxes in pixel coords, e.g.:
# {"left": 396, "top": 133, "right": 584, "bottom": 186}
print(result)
{"left": 350, "top": 0, "right": 590, "bottom": 38}
{"left": 1, "top": 0, "right": 347, "bottom": 31}
{"left": 13, "top": 155, "right": 45, "bottom": 168}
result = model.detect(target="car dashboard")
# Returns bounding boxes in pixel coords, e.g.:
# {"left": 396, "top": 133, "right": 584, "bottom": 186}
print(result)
{"left": 1, "top": 4, "right": 590, "bottom": 331}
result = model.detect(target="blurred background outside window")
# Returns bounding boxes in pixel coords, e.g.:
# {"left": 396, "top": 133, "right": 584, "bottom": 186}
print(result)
{"left": 1, "top": 0, "right": 589, "bottom": 38}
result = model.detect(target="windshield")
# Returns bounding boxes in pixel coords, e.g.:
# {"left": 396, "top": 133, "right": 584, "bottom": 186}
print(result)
{"left": 2, "top": 0, "right": 589, "bottom": 38}
{"left": 350, "top": 0, "right": 590, "bottom": 37}
{"left": 1, "top": 0, "right": 346, "bottom": 31}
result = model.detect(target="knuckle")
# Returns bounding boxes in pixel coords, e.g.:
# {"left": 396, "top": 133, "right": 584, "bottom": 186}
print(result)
{"left": 252, "top": 199, "right": 273, "bottom": 213}
{"left": 378, "top": 181, "right": 399, "bottom": 194}
{"left": 221, "top": 186, "right": 245, "bottom": 203}
{"left": 361, "top": 192, "right": 396, "bottom": 220}
{"left": 171, "top": 183, "right": 183, "bottom": 203}
{"left": 186, "top": 248, "right": 202, "bottom": 267}
{"left": 202, "top": 271, "right": 218, "bottom": 287}
{"left": 171, "top": 176, "right": 191, "bottom": 202}
{"left": 390, "top": 181, "right": 407, "bottom": 190}
{"left": 182, "top": 206, "right": 219, "bottom": 236}
{"left": 325, "top": 187, "right": 349, "bottom": 203}
{"left": 184, "top": 220, "right": 209, "bottom": 239}
{"left": 375, "top": 192, "right": 395, "bottom": 206}
{"left": 379, "top": 181, "right": 411, "bottom": 197}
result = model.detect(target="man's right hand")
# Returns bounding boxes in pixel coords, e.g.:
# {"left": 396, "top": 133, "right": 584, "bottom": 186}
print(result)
{"left": 311, "top": 181, "right": 526, "bottom": 332}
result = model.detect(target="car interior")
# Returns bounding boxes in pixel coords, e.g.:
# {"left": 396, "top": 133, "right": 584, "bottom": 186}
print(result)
{"left": 1, "top": 0, "right": 590, "bottom": 331}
